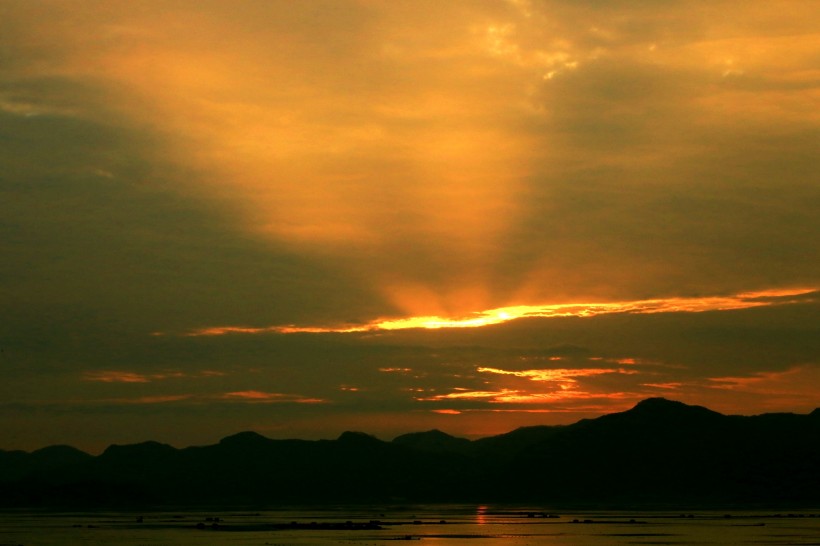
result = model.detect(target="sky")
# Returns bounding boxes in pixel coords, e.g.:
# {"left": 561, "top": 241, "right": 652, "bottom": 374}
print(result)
{"left": 1, "top": 0, "right": 819, "bottom": 453}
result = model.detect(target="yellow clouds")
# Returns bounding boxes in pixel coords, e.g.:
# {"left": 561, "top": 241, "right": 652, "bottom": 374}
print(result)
{"left": 4, "top": 1, "right": 537, "bottom": 315}
{"left": 4, "top": 0, "right": 819, "bottom": 318}
{"left": 419, "top": 365, "right": 637, "bottom": 406}
{"left": 183, "top": 287, "right": 817, "bottom": 335}
{"left": 477, "top": 366, "right": 636, "bottom": 383}
{"left": 81, "top": 2, "right": 529, "bottom": 248}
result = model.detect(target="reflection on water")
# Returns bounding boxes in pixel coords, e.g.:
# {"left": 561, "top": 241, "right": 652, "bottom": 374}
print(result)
{"left": 1, "top": 506, "right": 819, "bottom": 545}
{"left": 476, "top": 504, "right": 489, "bottom": 526}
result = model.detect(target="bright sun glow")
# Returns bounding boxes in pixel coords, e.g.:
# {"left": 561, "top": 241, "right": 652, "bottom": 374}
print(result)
{"left": 181, "top": 287, "right": 817, "bottom": 336}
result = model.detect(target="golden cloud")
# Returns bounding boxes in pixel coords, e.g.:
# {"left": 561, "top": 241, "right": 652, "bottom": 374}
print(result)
{"left": 182, "top": 287, "right": 817, "bottom": 335}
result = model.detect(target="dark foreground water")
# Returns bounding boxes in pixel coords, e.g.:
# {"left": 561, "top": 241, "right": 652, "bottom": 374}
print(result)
{"left": 2, "top": 506, "right": 819, "bottom": 545}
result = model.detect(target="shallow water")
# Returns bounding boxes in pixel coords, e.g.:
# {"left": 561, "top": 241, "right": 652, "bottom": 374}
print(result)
{"left": 2, "top": 506, "right": 819, "bottom": 545}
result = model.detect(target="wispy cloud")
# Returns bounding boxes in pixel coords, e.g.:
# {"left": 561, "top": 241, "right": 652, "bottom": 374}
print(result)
{"left": 182, "top": 287, "right": 818, "bottom": 335}
{"left": 101, "top": 394, "right": 194, "bottom": 405}
{"left": 82, "top": 371, "right": 153, "bottom": 383}
{"left": 708, "top": 365, "right": 820, "bottom": 399}
{"left": 82, "top": 370, "right": 226, "bottom": 383}
{"left": 477, "top": 366, "right": 637, "bottom": 382}
{"left": 221, "top": 391, "right": 326, "bottom": 404}
{"left": 418, "top": 363, "right": 639, "bottom": 406}
{"left": 20, "top": 391, "right": 325, "bottom": 408}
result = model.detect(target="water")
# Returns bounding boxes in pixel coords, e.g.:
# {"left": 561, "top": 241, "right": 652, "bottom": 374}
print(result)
{"left": 1, "top": 506, "right": 819, "bottom": 545}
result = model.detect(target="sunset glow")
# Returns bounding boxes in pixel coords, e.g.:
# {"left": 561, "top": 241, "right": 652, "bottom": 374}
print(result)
{"left": 184, "top": 287, "right": 817, "bottom": 336}
{"left": 2, "top": 0, "right": 818, "bottom": 452}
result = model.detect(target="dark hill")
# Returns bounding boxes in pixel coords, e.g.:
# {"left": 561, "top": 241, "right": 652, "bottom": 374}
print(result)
{"left": 472, "top": 424, "right": 562, "bottom": 460}
{"left": 31, "top": 445, "right": 92, "bottom": 466}
{"left": 392, "top": 429, "right": 473, "bottom": 455}
{"left": 620, "top": 396, "right": 722, "bottom": 420}
{"left": 100, "top": 441, "right": 176, "bottom": 460}
{"left": 0, "top": 445, "right": 93, "bottom": 482}
{"left": 502, "top": 398, "right": 820, "bottom": 505}
{"left": 337, "top": 430, "right": 383, "bottom": 446}
{"left": 1, "top": 398, "right": 817, "bottom": 508}
{"left": 218, "top": 430, "right": 272, "bottom": 447}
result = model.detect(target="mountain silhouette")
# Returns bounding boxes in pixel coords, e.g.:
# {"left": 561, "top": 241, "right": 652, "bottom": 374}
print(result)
{"left": 218, "top": 430, "right": 272, "bottom": 447}
{"left": 393, "top": 429, "right": 473, "bottom": 454}
{"left": 0, "top": 445, "right": 93, "bottom": 483}
{"left": 1, "top": 398, "right": 817, "bottom": 508}
{"left": 620, "top": 396, "right": 723, "bottom": 420}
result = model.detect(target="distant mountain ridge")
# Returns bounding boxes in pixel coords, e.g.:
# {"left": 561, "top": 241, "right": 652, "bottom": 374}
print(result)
{"left": 1, "top": 398, "right": 818, "bottom": 508}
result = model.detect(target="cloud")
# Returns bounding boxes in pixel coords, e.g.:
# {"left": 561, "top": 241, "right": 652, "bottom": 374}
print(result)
{"left": 180, "top": 287, "right": 818, "bottom": 334}
{"left": 477, "top": 366, "right": 636, "bottom": 382}
{"left": 413, "top": 362, "right": 641, "bottom": 408}
{"left": 96, "top": 395, "right": 194, "bottom": 405}
{"left": 707, "top": 364, "right": 820, "bottom": 406}
{"left": 3, "top": 1, "right": 819, "bottom": 323}
{"left": 221, "top": 391, "right": 326, "bottom": 404}
{"left": 82, "top": 370, "right": 225, "bottom": 383}
{"left": 1, "top": 0, "right": 818, "bottom": 451}
{"left": 83, "top": 371, "right": 152, "bottom": 383}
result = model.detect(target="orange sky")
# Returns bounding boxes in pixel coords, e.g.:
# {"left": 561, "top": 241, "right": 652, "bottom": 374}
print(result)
{"left": 1, "top": 0, "right": 819, "bottom": 452}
